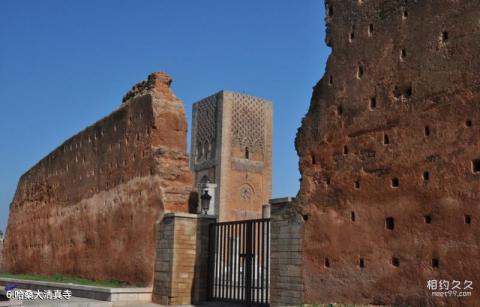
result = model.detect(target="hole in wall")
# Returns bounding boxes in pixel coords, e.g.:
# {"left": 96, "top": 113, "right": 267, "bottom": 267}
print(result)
{"left": 466, "top": 119, "right": 472, "bottom": 127}
{"left": 302, "top": 214, "right": 309, "bottom": 221}
{"left": 368, "top": 24, "right": 373, "bottom": 36}
{"left": 441, "top": 31, "right": 449, "bottom": 43}
{"left": 327, "top": 5, "right": 333, "bottom": 17}
{"left": 424, "top": 214, "right": 432, "bottom": 224}
{"left": 359, "top": 258, "right": 365, "bottom": 268}
{"left": 424, "top": 126, "right": 430, "bottom": 136}
{"left": 351, "top": 211, "right": 356, "bottom": 221}
{"left": 311, "top": 152, "right": 316, "bottom": 165}
{"left": 391, "top": 177, "right": 399, "bottom": 188}
{"left": 386, "top": 217, "right": 395, "bottom": 230}
{"left": 403, "top": 10, "right": 408, "bottom": 19}
{"left": 349, "top": 31, "right": 355, "bottom": 42}
{"left": 357, "top": 65, "right": 364, "bottom": 79}
{"left": 400, "top": 49, "right": 406, "bottom": 61}
{"left": 404, "top": 86, "right": 412, "bottom": 98}
{"left": 369, "top": 97, "right": 377, "bottom": 110}
{"left": 432, "top": 258, "right": 440, "bottom": 268}
{"left": 392, "top": 257, "right": 400, "bottom": 267}
{"left": 383, "top": 134, "right": 390, "bottom": 145}
{"left": 329, "top": 75, "right": 333, "bottom": 85}
{"left": 423, "top": 171, "right": 430, "bottom": 181}
{"left": 472, "top": 159, "right": 480, "bottom": 173}
{"left": 337, "top": 105, "right": 343, "bottom": 115}
{"left": 245, "top": 147, "right": 250, "bottom": 159}
{"left": 325, "top": 258, "right": 330, "bottom": 268}
{"left": 326, "top": 177, "right": 331, "bottom": 185}
{"left": 354, "top": 181, "right": 360, "bottom": 189}
{"left": 465, "top": 215, "right": 472, "bottom": 224}
{"left": 344, "top": 145, "right": 349, "bottom": 155}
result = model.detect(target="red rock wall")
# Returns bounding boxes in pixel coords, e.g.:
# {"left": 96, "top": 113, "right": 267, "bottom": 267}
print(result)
{"left": 295, "top": 1, "right": 480, "bottom": 305}
{"left": 4, "top": 72, "right": 192, "bottom": 286}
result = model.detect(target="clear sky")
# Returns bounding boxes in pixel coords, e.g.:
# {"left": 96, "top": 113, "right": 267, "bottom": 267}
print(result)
{"left": 0, "top": 1, "right": 329, "bottom": 232}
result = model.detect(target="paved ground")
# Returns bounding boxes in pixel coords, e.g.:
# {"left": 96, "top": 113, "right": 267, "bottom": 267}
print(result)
{"left": 1, "top": 297, "right": 208, "bottom": 307}
{"left": 8, "top": 296, "right": 110, "bottom": 307}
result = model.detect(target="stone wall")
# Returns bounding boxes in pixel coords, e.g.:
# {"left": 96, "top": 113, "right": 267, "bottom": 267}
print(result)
{"left": 295, "top": 1, "right": 480, "bottom": 305}
{"left": 269, "top": 198, "right": 304, "bottom": 306}
{"left": 152, "top": 213, "right": 215, "bottom": 305}
{"left": 4, "top": 72, "right": 192, "bottom": 286}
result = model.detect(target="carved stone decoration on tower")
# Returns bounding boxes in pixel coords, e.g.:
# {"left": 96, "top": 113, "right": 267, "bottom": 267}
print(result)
{"left": 231, "top": 93, "right": 266, "bottom": 159}
{"left": 190, "top": 91, "right": 272, "bottom": 221}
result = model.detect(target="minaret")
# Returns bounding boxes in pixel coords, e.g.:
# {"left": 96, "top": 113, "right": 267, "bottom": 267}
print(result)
{"left": 190, "top": 91, "right": 272, "bottom": 221}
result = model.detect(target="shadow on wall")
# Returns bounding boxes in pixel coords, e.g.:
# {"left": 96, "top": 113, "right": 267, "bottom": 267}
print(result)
{"left": 190, "top": 216, "right": 211, "bottom": 304}
{"left": 189, "top": 192, "right": 199, "bottom": 214}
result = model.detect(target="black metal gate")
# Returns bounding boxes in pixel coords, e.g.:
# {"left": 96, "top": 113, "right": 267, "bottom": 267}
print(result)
{"left": 208, "top": 218, "right": 270, "bottom": 306}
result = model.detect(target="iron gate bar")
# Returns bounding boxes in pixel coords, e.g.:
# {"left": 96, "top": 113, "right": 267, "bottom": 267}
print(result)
{"left": 242, "top": 221, "right": 246, "bottom": 301}
{"left": 245, "top": 220, "right": 252, "bottom": 304}
{"left": 228, "top": 225, "right": 234, "bottom": 300}
{"left": 260, "top": 221, "right": 264, "bottom": 304}
{"left": 253, "top": 223, "right": 261, "bottom": 301}
{"left": 265, "top": 223, "right": 270, "bottom": 303}
{"left": 207, "top": 218, "right": 270, "bottom": 306}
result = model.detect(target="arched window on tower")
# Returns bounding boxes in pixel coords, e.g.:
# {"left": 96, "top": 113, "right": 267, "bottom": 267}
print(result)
{"left": 245, "top": 147, "right": 250, "bottom": 159}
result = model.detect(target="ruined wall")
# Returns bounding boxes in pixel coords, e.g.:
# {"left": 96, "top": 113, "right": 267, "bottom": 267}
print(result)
{"left": 295, "top": 1, "right": 480, "bottom": 306}
{"left": 4, "top": 72, "right": 192, "bottom": 286}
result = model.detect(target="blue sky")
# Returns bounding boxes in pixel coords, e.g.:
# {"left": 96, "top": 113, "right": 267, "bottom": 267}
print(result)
{"left": 0, "top": 1, "right": 329, "bottom": 232}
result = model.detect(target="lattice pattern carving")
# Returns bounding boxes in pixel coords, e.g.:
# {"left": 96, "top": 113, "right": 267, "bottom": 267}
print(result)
{"left": 195, "top": 96, "right": 217, "bottom": 161}
{"left": 231, "top": 93, "right": 266, "bottom": 153}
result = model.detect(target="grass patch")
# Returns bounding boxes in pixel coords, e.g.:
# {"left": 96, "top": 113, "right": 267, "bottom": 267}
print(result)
{"left": 0, "top": 272, "right": 128, "bottom": 288}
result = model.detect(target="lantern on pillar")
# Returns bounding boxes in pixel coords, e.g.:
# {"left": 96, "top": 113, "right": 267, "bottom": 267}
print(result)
{"left": 200, "top": 190, "right": 212, "bottom": 215}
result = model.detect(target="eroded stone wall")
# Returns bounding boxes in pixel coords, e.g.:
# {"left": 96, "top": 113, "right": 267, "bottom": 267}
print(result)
{"left": 295, "top": 1, "right": 480, "bottom": 306}
{"left": 4, "top": 72, "right": 192, "bottom": 286}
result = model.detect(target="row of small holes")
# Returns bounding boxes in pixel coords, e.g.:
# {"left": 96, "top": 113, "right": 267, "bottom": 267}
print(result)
{"left": 324, "top": 257, "right": 440, "bottom": 269}
{"left": 328, "top": 118, "right": 474, "bottom": 161}
{"left": 352, "top": 172, "right": 430, "bottom": 189}
{"left": 324, "top": 2, "right": 457, "bottom": 273}
{"left": 347, "top": 214, "right": 472, "bottom": 226}
{"left": 316, "top": 159, "right": 480, "bottom": 187}
{"left": 349, "top": 24, "right": 374, "bottom": 41}
{"left": 384, "top": 216, "right": 472, "bottom": 228}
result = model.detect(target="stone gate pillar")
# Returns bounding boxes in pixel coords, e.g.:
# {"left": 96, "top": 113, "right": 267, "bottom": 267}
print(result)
{"left": 269, "top": 198, "right": 305, "bottom": 306}
{"left": 152, "top": 213, "right": 216, "bottom": 305}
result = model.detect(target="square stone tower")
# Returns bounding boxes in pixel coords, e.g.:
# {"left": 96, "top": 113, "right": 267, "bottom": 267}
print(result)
{"left": 190, "top": 90, "right": 272, "bottom": 222}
